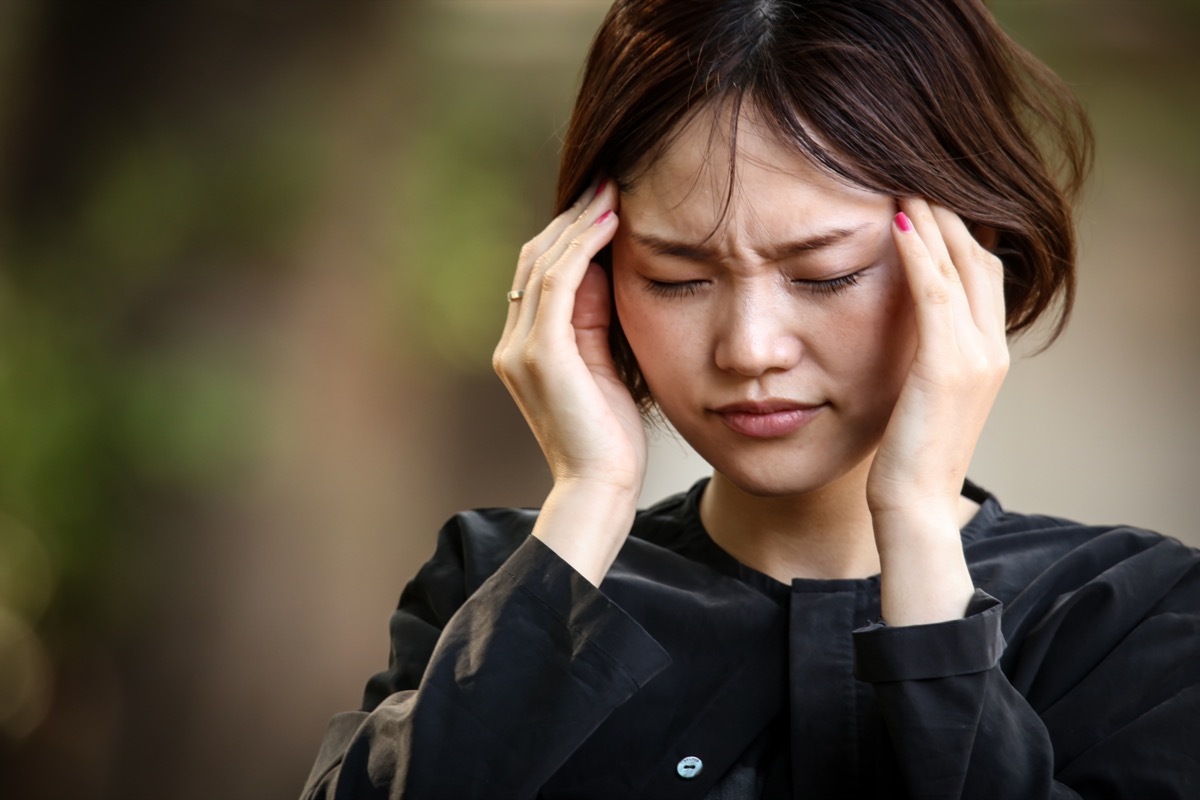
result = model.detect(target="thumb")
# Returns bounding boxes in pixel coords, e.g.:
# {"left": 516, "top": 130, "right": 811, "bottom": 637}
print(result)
{"left": 573, "top": 263, "right": 617, "bottom": 373}
{"left": 572, "top": 262, "right": 611, "bottom": 332}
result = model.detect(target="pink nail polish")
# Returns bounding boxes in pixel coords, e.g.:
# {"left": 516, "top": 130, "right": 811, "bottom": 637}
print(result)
{"left": 895, "top": 212, "right": 913, "bottom": 232}
{"left": 595, "top": 179, "right": 608, "bottom": 197}
{"left": 595, "top": 210, "right": 613, "bottom": 225}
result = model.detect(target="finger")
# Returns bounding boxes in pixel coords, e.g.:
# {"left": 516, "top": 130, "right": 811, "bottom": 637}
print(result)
{"left": 526, "top": 204, "right": 618, "bottom": 341}
{"left": 501, "top": 177, "right": 604, "bottom": 342}
{"left": 932, "top": 206, "right": 1006, "bottom": 339}
{"left": 573, "top": 262, "right": 618, "bottom": 377}
{"left": 900, "top": 198, "right": 956, "bottom": 287}
{"left": 514, "top": 181, "right": 616, "bottom": 339}
{"left": 892, "top": 206, "right": 961, "bottom": 351}
{"left": 526, "top": 178, "right": 614, "bottom": 301}
{"left": 519, "top": 175, "right": 604, "bottom": 291}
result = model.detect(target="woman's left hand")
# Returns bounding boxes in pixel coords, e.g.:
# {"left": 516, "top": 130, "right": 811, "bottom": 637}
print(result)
{"left": 867, "top": 198, "right": 1010, "bottom": 625}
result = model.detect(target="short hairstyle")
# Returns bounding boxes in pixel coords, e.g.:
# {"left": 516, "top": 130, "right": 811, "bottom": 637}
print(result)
{"left": 555, "top": 0, "right": 1093, "bottom": 410}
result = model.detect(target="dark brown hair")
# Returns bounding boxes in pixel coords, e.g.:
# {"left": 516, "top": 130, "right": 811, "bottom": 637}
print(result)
{"left": 557, "top": 0, "right": 1093, "bottom": 409}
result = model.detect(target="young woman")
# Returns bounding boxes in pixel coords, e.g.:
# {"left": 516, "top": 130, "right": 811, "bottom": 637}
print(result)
{"left": 302, "top": 1, "right": 1200, "bottom": 797}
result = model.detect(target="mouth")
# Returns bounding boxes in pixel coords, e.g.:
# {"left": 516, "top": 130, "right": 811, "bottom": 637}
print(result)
{"left": 710, "top": 399, "right": 826, "bottom": 439}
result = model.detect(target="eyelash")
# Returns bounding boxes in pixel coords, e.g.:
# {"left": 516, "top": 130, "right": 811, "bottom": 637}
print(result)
{"left": 795, "top": 272, "right": 862, "bottom": 296}
{"left": 644, "top": 271, "right": 863, "bottom": 299}
{"left": 645, "top": 280, "right": 703, "bottom": 299}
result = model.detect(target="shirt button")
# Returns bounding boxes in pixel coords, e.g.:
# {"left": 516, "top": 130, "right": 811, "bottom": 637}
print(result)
{"left": 676, "top": 756, "right": 703, "bottom": 779}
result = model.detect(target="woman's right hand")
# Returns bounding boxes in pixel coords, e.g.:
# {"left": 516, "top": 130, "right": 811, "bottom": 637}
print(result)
{"left": 493, "top": 179, "right": 647, "bottom": 499}
{"left": 493, "top": 180, "right": 645, "bottom": 585}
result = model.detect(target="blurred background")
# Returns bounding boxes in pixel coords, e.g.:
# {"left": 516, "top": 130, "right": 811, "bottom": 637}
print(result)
{"left": 0, "top": 0, "right": 1196, "bottom": 797}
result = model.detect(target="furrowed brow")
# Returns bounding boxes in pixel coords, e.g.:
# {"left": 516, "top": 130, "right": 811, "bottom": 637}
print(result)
{"left": 629, "top": 225, "right": 868, "bottom": 263}
{"left": 628, "top": 233, "right": 719, "bottom": 262}
{"left": 760, "top": 226, "right": 867, "bottom": 260}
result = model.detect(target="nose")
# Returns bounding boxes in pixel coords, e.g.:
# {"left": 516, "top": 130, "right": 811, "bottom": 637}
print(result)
{"left": 712, "top": 285, "right": 803, "bottom": 377}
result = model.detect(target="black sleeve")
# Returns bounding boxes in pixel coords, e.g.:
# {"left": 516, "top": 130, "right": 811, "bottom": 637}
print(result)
{"left": 300, "top": 516, "right": 672, "bottom": 800}
{"left": 853, "top": 531, "right": 1200, "bottom": 799}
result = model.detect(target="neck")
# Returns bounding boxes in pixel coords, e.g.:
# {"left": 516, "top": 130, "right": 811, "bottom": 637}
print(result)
{"left": 698, "top": 459, "right": 882, "bottom": 583}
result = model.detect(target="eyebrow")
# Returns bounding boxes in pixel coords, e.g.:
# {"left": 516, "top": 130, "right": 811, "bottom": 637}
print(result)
{"left": 629, "top": 225, "right": 869, "bottom": 263}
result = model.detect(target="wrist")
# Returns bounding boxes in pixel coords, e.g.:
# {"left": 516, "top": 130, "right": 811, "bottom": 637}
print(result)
{"left": 532, "top": 480, "right": 640, "bottom": 587}
{"left": 871, "top": 507, "right": 960, "bottom": 555}
{"left": 873, "top": 513, "right": 975, "bottom": 627}
{"left": 550, "top": 476, "right": 642, "bottom": 510}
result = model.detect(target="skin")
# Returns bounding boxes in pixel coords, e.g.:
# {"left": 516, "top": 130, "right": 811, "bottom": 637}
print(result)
{"left": 493, "top": 103, "right": 1009, "bottom": 625}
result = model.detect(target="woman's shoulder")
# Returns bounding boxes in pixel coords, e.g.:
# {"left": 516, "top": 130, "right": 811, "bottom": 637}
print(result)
{"left": 962, "top": 488, "right": 1200, "bottom": 732}
{"left": 961, "top": 481, "right": 1199, "bottom": 628}
{"left": 962, "top": 481, "right": 1192, "bottom": 564}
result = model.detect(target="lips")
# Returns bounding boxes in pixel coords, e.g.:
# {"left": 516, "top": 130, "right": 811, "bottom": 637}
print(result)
{"left": 711, "top": 399, "right": 825, "bottom": 439}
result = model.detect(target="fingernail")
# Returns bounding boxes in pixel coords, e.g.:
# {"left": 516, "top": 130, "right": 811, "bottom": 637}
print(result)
{"left": 894, "top": 212, "right": 913, "bottom": 232}
{"left": 595, "top": 178, "right": 608, "bottom": 197}
{"left": 594, "top": 209, "right": 613, "bottom": 226}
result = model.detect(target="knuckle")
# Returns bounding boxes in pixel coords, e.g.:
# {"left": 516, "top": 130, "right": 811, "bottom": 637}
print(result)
{"left": 532, "top": 251, "right": 554, "bottom": 275}
{"left": 994, "top": 349, "right": 1012, "bottom": 373}
{"left": 969, "top": 349, "right": 1008, "bottom": 381}
{"left": 492, "top": 350, "right": 515, "bottom": 379}
{"left": 520, "top": 346, "right": 546, "bottom": 378}
{"left": 519, "top": 240, "right": 538, "bottom": 261}
{"left": 968, "top": 352, "right": 991, "bottom": 375}
{"left": 924, "top": 283, "right": 952, "bottom": 304}
{"left": 977, "top": 246, "right": 1003, "bottom": 271}
{"left": 562, "top": 236, "right": 585, "bottom": 258}
{"left": 570, "top": 201, "right": 593, "bottom": 225}
{"left": 493, "top": 342, "right": 532, "bottom": 379}
{"left": 554, "top": 219, "right": 584, "bottom": 248}
{"left": 539, "top": 269, "right": 561, "bottom": 294}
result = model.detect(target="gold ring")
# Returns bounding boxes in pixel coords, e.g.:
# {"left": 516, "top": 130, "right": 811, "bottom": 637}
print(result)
{"left": 507, "top": 290, "right": 525, "bottom": 302}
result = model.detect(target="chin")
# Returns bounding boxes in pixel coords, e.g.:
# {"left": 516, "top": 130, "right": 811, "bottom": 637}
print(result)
{"left": 693, "top": 439, "right": 868, "bottom": 500}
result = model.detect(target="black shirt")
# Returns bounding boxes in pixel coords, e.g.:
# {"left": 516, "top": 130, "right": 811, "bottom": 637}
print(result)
{"left": 301, "top": 480, "right": 1200, "bottom": 798}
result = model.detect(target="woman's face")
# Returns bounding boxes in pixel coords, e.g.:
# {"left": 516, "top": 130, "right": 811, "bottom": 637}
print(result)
{"left": 610, "top": 106, "right": 917, "bottom": 497}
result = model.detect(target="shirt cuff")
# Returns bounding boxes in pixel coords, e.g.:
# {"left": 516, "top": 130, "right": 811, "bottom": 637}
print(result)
{"left": 853, "top": 590, "right": 1005, "bottom": 683}
{"left": 497, "top": 535, "right": 672, "bottom": 690}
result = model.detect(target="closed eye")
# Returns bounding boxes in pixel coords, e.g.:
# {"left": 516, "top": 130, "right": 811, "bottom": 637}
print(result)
{"left": 792, "top": 271, "right": 863, "bottom": 296}
{"left": 644, "top": 269, "right": 866, "bottom": 299}
{"left": 643, "top": 279, "right": 708, "bottom": 299}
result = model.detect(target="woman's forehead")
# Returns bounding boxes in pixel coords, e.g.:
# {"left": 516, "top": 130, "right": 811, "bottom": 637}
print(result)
{"left": 623, "top": 103, "right": 887, "bottom": 238}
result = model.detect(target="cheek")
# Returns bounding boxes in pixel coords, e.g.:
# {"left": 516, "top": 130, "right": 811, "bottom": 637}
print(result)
{"left": 611, "top": 267, "right": 646, "bottom": 346}
{"left": 615, "top": 282, "right": 675, "bottom": 362}
{"left": 611, "top": 248, "right": 660, "bottom": 348}
{"left": 879, "top": 272, "right": 918, "bottom": 365}
{"left": 829, "top": 273, "right": 916, "bottom": 396}
{"left": 612, "top": 266, "right": 657, "bottom": 362}
{"left": 612, "top": 274, "right": 704, "bottom": 394}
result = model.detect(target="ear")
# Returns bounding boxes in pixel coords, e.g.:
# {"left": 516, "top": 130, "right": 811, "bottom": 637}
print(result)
{"left": 971, "top": 223, "right": 1000, "bottom": 251}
